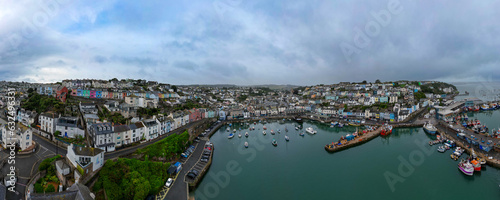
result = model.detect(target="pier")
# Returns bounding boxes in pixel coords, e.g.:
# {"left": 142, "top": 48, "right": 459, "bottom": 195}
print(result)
{"left": 324, "top": 127, "right": 383, "bottom": 153}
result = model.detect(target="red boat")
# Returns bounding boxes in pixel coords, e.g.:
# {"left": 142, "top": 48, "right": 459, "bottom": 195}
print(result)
{"left": 380, "top": 125, "right": 393, "bottom": 136}
{"left": 471, "top": 159, "right": 481, "bottom": 171}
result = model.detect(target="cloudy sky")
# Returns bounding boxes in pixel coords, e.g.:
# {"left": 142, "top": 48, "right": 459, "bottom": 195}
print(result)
{"left": 0, "top": 0, "right": 499, "bottom": 85}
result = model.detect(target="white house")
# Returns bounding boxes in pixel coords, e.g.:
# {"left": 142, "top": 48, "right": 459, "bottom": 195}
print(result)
{"left": 143, "top": 118, "right": 159, "bottom": 141}
{"left": 0, "top": 123, "right": 33, "bottom": 151}
{"left": 39, "top": 112, "right": 59, "bottom": 134}
{"left": 129, "top": 121, "right": 145, "bottom": 142}
{"left": 66, "top": 143, "right": 105, "bottom": 176}
{"left": 17, "top": 108, "right": 37, "bottom": 126}
{"left": 89, "top": 122, "right": 115, "bottom": 152}
{"left": 55, "top": 117, "right": 85, "bottom": 138}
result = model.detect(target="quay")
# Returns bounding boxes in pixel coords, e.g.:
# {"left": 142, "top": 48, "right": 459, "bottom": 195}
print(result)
{"left": 435, "top": 122, "right": 500, "bottom": 169}
{"left": 324, "top": 127, "right": 383, "bottom": 153}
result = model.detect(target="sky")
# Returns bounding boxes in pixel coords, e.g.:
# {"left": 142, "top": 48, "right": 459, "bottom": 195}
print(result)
{"left": 0, "top": 0, "right": 499, "bottom": 85}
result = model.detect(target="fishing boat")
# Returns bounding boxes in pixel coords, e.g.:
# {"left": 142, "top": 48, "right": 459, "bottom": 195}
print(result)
{"left": 306, "top": 127, "right": 317, "bottom": 134}
{"left": 349, "top": 122, "right": 361, "bottom": 127}
{"left": 238, "top": 133, "right": 242, "bottom": 138}
{"left": 471, "top": 159, "right": 481, "bottom": 171}
{"left": 285, "top": 135, "right": 290, "bottom": 141}
{"left": 450, "top": 154, "right": 459, "bottom": 161}
{"left": 478, "top": 157, "right": 486, "bottom": 165}
{"left": 233, "top": 129, "right": 237, "bottom": 133}
{"left": 244, "top": 142, "right": 249, "bottom": 148}
{"left": 270, "top": 130, "right": 275, "bottom": 135}
{"left": 454, "top": 147, "right": 464, "bottom": 156}
{"left": 228, "top": 133, "right": 235, "bottom": 139}
{"left": 263, "top": 131, "right": 267, "bottom": 135}
{"left": 380, "top": 125, "right": 393, "bottom": 136}
{"left": 423, "top": 122, "right": 437, "bottom": 134}
{"left": 458, "top": 159, "right": 474, "bottom": 176}
{"left": 481, "top": 104, "right": 491, "bottom": 110}
{"left": 245, "top": 132, "right": 249, "bottom": 138}
{"left": 263, "top": 126, "right": 267, "bottom": 130}
{"left": 226, "top": 127, "right": 230, "bottom": 132}
{"left": 272, "top": 139, "right": 278, "bottom": 146}
{"left": 299, "top": 132, "right": 304, "bottom": 137}
{"left": 437, "top": 146, "right": 446, "bottom": 153}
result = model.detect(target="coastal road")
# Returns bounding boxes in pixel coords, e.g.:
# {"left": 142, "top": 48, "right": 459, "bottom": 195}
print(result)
{"left": 163, "top": 138, "right": 207, "bottom": 200}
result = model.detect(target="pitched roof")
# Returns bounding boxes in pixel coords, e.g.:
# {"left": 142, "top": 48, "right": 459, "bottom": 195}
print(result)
{"left": 114, "top": 124, "right": 130, "bottom": 132}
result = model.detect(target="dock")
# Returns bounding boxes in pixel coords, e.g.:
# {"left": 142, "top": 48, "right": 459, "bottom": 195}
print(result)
{"left": 435, "top": 122, "right": 500, "bottom": 169}
{"left": 324, "top": 127, "right": 383, "bottom": 153}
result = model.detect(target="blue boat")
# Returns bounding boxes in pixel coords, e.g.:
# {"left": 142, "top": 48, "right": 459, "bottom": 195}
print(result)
{"left": 423, "top": 122, "right": 437, "bottom": 134}
{"left": 228, "top": 133, "right": 235, "bottom": 139}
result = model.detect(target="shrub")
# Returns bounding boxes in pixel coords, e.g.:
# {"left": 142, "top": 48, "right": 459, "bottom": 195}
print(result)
{"left": 34, "top": 183, "right": 44, "bottom": 193}
{"left": 45, "top": 184, "right": 56, "bottom": 193}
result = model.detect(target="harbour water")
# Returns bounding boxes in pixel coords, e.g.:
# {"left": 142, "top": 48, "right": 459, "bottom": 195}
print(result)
{"left": 453, "top": 81, "right": 500, "bottom": 102}
{"left": 192, "top": 120, "right": 500, "bottom": 200}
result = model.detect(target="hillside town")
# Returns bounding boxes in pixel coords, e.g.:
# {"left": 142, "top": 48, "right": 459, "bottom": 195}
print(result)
{"left": 0, "top": 79, "right": 459, "bottom": 199}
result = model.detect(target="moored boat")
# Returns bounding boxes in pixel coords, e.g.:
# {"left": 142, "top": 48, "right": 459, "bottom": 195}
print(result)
{"left": 299, "top": 132, "right": 304, "bottom": 136}
{"left": 272, "top": 139, "right": 278, "bottom": 146}
{"left": 306, "top": 127, "right": 317, "bottom": 134}
{"left": 380, "top": 125, "right": 393, "bottom": 136}
{"left": 263, "top": 126, "right": 267, "bottom": 130}
{"left": 458, "top": 159, "right": 474, "bottom": 176}
{"left": 228, "top": 133, "right": 235, "bottom": 139}
{"left": 238, "top": 133, "right": 242, "bottom": 138}
{"left": 244, "top": 141, "right": 249, "bottom": 148}
{"left": 245, "top": 132, "right": 249, "bottom": 138}
{"left": 285, "top": 135, "right": 290, "bottom": 141}
{"left": 423, "top": 122, "right": 437, "bottom": 134}
{"left": 471, "top": 159, "right": 481, "bottom": 171}
{"left": 263, "top": 131, "right": 267, "bottom": 135}
{"left": 271, "top": 130, "right": 275, "bottom": 135}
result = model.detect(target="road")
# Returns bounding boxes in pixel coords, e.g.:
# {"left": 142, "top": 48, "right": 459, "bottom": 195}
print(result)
{"left": 163, "top": 138, "right": 207, "bottom": 200}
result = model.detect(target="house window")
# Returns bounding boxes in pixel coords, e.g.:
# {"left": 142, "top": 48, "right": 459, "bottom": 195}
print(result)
{"left": 27, "top": 135, "right": 29, "bottom": 140}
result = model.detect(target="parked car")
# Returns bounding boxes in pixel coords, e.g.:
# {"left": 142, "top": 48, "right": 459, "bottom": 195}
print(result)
{"left": 165, "top": 178, "right": 173, "bottom": 187}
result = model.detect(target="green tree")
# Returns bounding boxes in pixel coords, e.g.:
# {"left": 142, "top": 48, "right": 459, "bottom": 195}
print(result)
{"left": 34, "top": 183, "right": 44, "bottom": 193}
{"left": 375, "top": 79, "right": 381, "bottom": 84}
{"left": 171, "top": 85, "right": 178, "bottom": 92}
{"left": 45, "top": 184, "right": 56, "bottom": 193}
{"left": 27, "top": 88, "right": 34, "bottom": 93}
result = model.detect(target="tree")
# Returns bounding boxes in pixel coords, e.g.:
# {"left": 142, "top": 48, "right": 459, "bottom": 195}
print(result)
{"left": 45, "top": 184, "right": 56, "bottom": 193}
{"left": 54, "top": 131, "right": 61, "bottom": 137}
{"left": 375, "top": 79, "right": 381, "bottom": 84}
{"left": 171, "top": 85, "right": 178, "bottom": 92}
{"left": 362, "top": 80, "right": 367, "bottom": 84}
{"left": 27, "top": 88, "right": 34, "bottom": 93}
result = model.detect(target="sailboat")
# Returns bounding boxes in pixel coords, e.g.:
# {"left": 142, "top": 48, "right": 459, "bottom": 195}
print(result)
{"left": 285, "top": 135, "right": 290, "bottom": 141}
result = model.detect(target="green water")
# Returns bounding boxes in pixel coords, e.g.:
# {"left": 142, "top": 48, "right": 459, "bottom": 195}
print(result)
{"left": 192, "top": 120, "right": 500, "bottom": 200}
